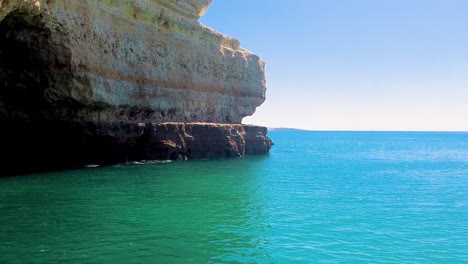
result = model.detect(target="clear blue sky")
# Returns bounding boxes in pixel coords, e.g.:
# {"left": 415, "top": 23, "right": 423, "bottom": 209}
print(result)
{"left": 200, "top": 0, "right": 468, "bottom": 131}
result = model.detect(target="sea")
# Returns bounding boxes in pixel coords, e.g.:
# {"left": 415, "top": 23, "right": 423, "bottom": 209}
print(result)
{"left": 1, "top": 131, "right": 467, "bottom": 263}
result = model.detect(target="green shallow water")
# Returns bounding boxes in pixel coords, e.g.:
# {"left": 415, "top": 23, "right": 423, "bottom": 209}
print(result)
{"left": 1, "top": 131, "right": 467, "bottom": 263}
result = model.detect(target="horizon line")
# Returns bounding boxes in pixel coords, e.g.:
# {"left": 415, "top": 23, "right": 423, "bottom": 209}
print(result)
{"left": 264, "top": 127, "right": 468, "bottom": 133}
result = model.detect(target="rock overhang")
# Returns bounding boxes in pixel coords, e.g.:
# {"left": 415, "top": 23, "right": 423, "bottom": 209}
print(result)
{"left": 0, "top": 0, "right": 271, "bottom": 176}
{"left": 0, "top": 0, "right": 266, "bottom": 124}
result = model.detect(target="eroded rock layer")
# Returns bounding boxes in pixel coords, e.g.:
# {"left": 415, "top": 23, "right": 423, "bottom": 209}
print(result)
{"left": 0, "top": 0, "right": 272, "bottom": 175}
{"left": 143, "top": 123, "right": 273, "bottom": 160}
{"left": 0, "top": 0, "right": 266, "bottom": 124}
{"left": 1, "top": 122, "right": 273, "bottom": 175}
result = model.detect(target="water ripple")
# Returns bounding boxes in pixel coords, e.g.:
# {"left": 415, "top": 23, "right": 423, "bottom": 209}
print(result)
{"left": 1, "top": 132, "right": 468, "bottom": 263}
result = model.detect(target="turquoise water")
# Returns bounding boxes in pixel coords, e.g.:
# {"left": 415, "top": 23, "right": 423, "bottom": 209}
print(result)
{"left": 1, "top": 131, "right": 467, "bottom": 263}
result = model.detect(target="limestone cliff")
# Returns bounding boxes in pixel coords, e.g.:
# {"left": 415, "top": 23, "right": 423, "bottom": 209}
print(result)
{"left": 0, "top": 0, "right": 266, "bottom": 123}
{"left": 0, "top": 0, "right": 272, "bottom": 176}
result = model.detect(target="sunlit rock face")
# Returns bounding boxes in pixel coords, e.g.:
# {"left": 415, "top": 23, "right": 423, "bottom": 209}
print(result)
{"left": 137, "top": 122, "right": 273, "bottom": 160}
{"left": 0, "top": 0, "right": 266, "bottom": 124}
{"left": 0, "top": 0, "right": 271, "bottom": 175}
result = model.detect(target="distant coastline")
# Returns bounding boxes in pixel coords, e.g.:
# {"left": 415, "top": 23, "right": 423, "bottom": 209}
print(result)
{"left": 267, "top": 128, "right": 468, "bottom": 133}
{"left": 267, "top": 127, "right": 309, "bottom": 131}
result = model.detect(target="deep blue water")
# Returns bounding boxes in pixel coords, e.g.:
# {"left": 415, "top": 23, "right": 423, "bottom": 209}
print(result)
{"left": 1, "top": 131, "right": 467, "bottom": 263}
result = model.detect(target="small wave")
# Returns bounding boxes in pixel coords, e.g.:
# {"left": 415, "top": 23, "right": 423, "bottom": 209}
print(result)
{"left": 83, "top": 164, "right": 100, "bottom": 168}
{"left": 124, "top": 160, "right": 173, "bottom": 166}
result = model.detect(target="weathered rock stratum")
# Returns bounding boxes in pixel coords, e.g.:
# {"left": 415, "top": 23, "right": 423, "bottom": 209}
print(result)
{"left": 0, "top": 0, "right": 266, "bottom": 123}
{"left": 0, "top": 0, "right": 272, "bottom": 176}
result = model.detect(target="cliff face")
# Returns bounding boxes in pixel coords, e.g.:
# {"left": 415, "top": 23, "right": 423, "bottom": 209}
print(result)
{"left": 0, "top": 0, "right": 266, "bottom": 124}
{"left": 0, "top": 0, "right": 272, "bottom": 176}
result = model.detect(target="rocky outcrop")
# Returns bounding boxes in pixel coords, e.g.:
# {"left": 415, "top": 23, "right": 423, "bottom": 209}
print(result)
{"left": 1, "top": 121, "right": 272, "bottom": 175}
{"left": 0, "top": 0, "right": 272, "bottom": 176}
{"left": 142, "top": 123, "right": 273, "bottom": 160}
{"left": 0, "top": 0, "right": 266, "bottom": 124}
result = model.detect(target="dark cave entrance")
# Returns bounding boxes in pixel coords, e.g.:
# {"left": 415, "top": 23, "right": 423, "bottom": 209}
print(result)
{"left": 0, "top": 12, "right": 52, "bottom": 119}
{"left": 0, "top": 11, "right": 73, "bottom": 120}
{"left": 0, "top": 12, "right": 78, "bottom": 175}
{"left": 0, "top": 13, "right": 133, "bottom": 176}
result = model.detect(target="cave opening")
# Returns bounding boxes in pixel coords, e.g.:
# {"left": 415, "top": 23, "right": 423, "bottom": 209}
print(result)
{"left": 0, "top": 11, "right": 78, "bottom": 175}
{"left": 0, "top": 11, "right": 54, "bottom": 120}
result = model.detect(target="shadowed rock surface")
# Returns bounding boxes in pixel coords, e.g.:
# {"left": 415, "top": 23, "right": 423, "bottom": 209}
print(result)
{"left": 0, "top": 0, "right": 272, "bottom": 176}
